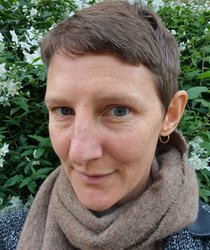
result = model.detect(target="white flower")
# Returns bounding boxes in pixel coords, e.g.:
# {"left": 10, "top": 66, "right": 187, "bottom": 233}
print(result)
{"left": 179, "top": 42, "right": 186, "bottom": 52}
{"left": 24, "top": 27, "right": 44, "bottom": 47}
{"left": 188, "top": 137, "right": 210, "bottom": 171}
{"left": 68, "top": 11, "right": 74, "bottom": 17}
{"left": 152, "top": 0, "right": 164, "bottom": 11}
{"left": 74, "top": 0, "right": 91, "bottom": 10}
{"left": 0, "top": 96, "right": 9, "bottom": 104}
{"left": 170, "top": 30, "right": 176, "bottom": 35}
{"left": 204, "top": 2, "right": 210, "bottom": 11}
{"left": 128, "top": 0, "right": 137, "bottom": 4}
{"left": 0, "top": 32, "right": 4, "bottom": 42}
{"left": 0, "top": 143, "right": 9, "bottom": 157}
{"left": 10, "top": 30, "right": 19, "bottom": 45}
{"left": 141, "top": 0, "right": 148, "bottom": 5}
{"left": 0, "top": 144, "right": 9, "bottom": 169}
{"left": 32, "top": 160, "right": 40, "bottom": 166}
{"left": 25, "top": 28, "right": 38, "bottom": 46}
{"left": 33, "top": 149, "right": 37, "bottom": 158}
{"left": 0, "top": 43, "right": 4, "bottom": 52}
{"left": 5, "top": 81, "right": 21, "bottom": 97}
{"left": 0, "top": 96, "right": 4, "bottom": 103}
{"left": 25, "top": 157, "right": 30, "bottom": 162}
{"left": 0, "top": 63, "right": 7, "bottom": 78}
{"left": 189, "top": 154, "right": 210, "bottom": 171}
{"left": 23, "top": 48, "right": 42, "bottom": 65}
{"left": 12, "top": 1, "right": 20, "bottom": 11}
{"left": 0, "top": 80, "right": 18, "bottom": 103}
{"left": 0, "top": 45, "right": 4, "bottom": 52}
{"left": 6, "top": 196, "right": 23, "bottom": 210}
{"left": 30, "top": 7, "right": 38, "bottom": 17}
{"left": 20, "top": 41, "right": 31, "bottom": 51}
{"left": 0, "top": 32, "right": 4, "bottom": 51}
{"left": 26, "top": 26, "right": 35, "bottom": 40}
{"left": 204, "top": 28, "right": 208, "bottom": 34}
{"left": 0, "top": 158, "right": 4, "bottom": 168}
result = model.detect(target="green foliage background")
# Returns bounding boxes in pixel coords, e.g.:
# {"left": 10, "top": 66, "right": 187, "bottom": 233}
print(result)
{"left": 0, "top": 0, "right": 209, "bottom": 209}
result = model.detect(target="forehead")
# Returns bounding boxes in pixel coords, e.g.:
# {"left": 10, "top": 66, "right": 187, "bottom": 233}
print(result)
{"left": 45, "top": 53, "right": 159, "bottom": 104}
{"left": 48, "top": 52, "right": 154, "bottom": 77}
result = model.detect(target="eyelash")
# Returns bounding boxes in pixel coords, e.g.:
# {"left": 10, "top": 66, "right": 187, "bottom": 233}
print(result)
{"left": 106, "top": 106, "right": 130, "bottom": 118}
{"left": 52, "top": 105, "right": 131, "bottom": 118}
{"left": 54, "top": 107, "right": 75, "bottom": 116}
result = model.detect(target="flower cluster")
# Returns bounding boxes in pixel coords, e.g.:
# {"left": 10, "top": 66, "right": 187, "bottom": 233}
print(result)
{"left": 168, "top": 0, "right": 210, "bottom": 11}
{"left": 0, "top": 32, "right": 5, "bottom": 52}
{"left": 0, "top": 61, "right": 22, "bottom": 105}
{"left": 9, "top": 28, "right": 43, "bottom": 65}
{"left": 0, "top": 143, "right": 9, "bottom": 168}
{"left": 152, "top": 0, "right": 164, "bottom": 11}
{"left": 189, "top": 137, "right": 210, "bottom": 171}
{"left": 0, "top": 25, "right": 44, "bottom": 105}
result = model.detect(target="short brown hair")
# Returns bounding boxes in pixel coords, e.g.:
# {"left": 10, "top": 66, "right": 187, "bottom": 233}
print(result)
{"left": 41, "top": 1, "right": 180, "bottom": 111}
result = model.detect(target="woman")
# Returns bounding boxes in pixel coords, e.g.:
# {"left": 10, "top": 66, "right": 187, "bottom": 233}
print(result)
{"left": 2, "top": 1, "right": 210, "bottom": 249}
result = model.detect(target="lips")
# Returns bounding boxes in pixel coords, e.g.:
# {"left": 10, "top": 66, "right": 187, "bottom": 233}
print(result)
{"left": 78, "top": 171, "right": 113, "bottom": 185}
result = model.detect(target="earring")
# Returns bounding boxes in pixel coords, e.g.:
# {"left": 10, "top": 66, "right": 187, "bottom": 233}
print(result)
{"left": 159, "top": 135, "right": 170, "bottom": 144}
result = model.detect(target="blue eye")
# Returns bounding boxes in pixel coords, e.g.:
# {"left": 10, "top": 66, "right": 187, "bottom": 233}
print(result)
{"left": 55, "top": 107, "right": 74, "bottom": 116}
{"left": 109, "top": 107, "right": 130, "bottom": 117}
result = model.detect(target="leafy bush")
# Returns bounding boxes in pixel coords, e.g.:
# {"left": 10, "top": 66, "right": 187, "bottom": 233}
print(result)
{"left": 0, "top": 0, "right": 78, "bottom": 208}
{"left": 156, "top": 0, "right": 210, "bottom": 203}
{"left": 0, "top": 0, "right": 209, "bottom": 209}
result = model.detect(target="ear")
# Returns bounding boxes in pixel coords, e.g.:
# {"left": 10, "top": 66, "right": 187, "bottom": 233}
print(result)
{"left": 160, "top": 90, "right": 188, "bottom": 136}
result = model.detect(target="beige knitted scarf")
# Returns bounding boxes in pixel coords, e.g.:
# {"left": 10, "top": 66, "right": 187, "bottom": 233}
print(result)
{"left": 17, "top": 131, "right": 199, "bottom": 250}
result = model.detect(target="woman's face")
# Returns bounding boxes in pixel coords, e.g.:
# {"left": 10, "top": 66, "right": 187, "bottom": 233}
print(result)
{"left": 45, "top": 53, "right": 166, "bottom": 211}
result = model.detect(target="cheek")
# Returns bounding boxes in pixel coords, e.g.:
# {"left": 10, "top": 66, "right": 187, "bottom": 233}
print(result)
{"left": 107, "top": 127, "right": 159, "bottom": 165}
{"left": 49, "top": 125, "right": 70, "bottom": 160}
{"left": 111, "top": 139, "right": 142, "bottom": 163}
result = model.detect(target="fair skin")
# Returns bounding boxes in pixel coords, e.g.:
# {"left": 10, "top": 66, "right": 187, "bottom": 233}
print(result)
{"left": 45, "top": 53, "right": 187, "bottom": 211}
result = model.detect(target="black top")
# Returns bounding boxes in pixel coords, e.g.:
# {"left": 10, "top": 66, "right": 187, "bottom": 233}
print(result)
{"left": 0, "top": 201, "right": 210, "bottom": 250}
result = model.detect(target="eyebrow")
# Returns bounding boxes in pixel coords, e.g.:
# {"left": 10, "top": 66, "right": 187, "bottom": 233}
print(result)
{"left": 44, "top": 91, "right": 143, "bottom": 108}
{"left": 95, "top": 93, "right": 141, "bottom": 105}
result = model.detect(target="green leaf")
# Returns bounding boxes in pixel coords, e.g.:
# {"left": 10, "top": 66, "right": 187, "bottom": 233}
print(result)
{"left": 17, "top": 161, "right": 27, "bottom": 169}
{"left": 24, "top": 164, "right": 31, "bottom": 175}
{"left": 28, "top": 181, "right": 37, "bottom": 193}
{"left": 19, "top": 177, "right": 31, "bottom": 188}
{"left": 39, "top": 159, "right": 53, "bottom": 166}
{"left": 21, "top": 149, "right": 33, "bottom": 157}
{"left": 28, "top": 135, "right": 50, "bottom": 145}
{"left": 3, "top": 175, "right": 23, "bottom": 188}
{"left": 0, "top": 192, "right": 6, "bottom": 199}
{"left": 200, "top": 188, "right": 210, "bottom": 198}
{"left": 187, "top": 87, "right": 208, "bottom": 100}
{"left": 35, "top": 167, "right": 53, "bottom": 176}
{"left": 18, "top": 99, "right": 29, "bottom": 112}
{"left": 185, "top": 69, "right": 201, "bottom": 79}
{"left": 197, "top": 71, "right": 210, "bottom": 79}
{"left": 194, "top": 98, "right": 210, "bottom": 108}
{"left": 34, "top": 148, "right": 45, "bottom": 159}
{"left": 10, "top": 107, "right": 21, "bottom": 116}
{"left": 201, "top": 141, "right": 210, "bottom": 153}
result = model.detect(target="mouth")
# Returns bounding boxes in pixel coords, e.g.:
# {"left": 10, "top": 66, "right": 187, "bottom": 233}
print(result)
{"left": 77, "top": 171, "right": 114, "bottom": 185}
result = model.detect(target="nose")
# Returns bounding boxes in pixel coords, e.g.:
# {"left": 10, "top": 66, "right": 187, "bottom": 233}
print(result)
{"left": 69, "top": 117, "right": 103, "bottom": 166}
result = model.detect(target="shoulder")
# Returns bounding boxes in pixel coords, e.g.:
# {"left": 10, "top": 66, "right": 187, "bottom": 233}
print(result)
{"left": 0, "top": 208, "right": 28, "bottom": 250}
{"left": 164, "top": 201, "right": 210, "bottom": 250}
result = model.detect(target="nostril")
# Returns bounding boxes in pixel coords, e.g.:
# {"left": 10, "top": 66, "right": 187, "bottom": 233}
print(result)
{"left": 69, "top": 136, "right": 103, "bottom": 166}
